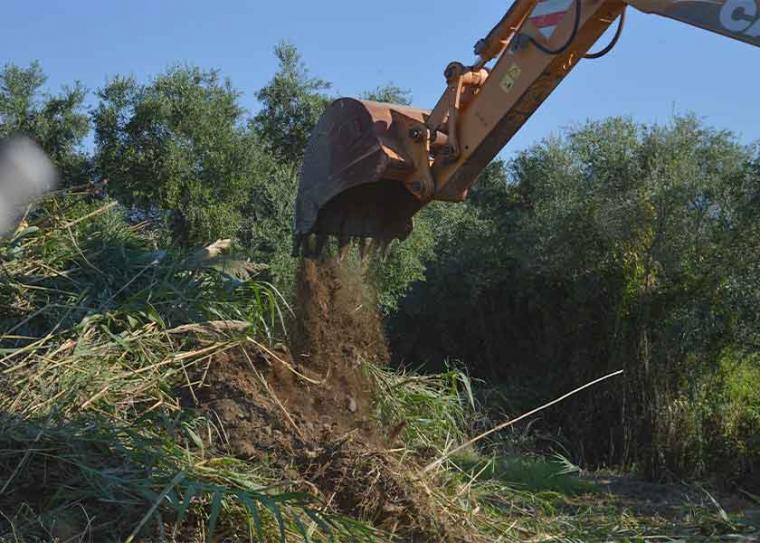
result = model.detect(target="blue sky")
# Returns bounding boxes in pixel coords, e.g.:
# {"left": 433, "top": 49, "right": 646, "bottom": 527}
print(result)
{"left": 2, "top": 0, "right": 758, "bottom": 157}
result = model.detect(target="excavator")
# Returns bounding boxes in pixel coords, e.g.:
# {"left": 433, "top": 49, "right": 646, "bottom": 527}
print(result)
{"left": 293, "top": 0, "right": 759, "bottom": 257}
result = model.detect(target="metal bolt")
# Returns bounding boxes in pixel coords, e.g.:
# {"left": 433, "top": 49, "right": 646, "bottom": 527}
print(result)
{"left": 408, "top": 127, "right": 424, "bottom": 142}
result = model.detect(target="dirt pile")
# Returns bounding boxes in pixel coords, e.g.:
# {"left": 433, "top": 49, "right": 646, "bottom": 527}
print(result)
{"left": 184, "top": 256, "right": 465, "bottom": 541}
{"left": 193, "top": 349, "right": 452, "bottom": 540}
{"left": 192, "top": 256, "right": 387, "bottom": 450}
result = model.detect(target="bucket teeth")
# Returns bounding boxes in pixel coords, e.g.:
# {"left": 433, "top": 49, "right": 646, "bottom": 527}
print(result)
{"left": 357, "top": 237, "right": 369, "bottom": 261}
{"left": 368, "top": 238, "right": 382, "bottom": 258}
{"left": 297, "top": 234, "right": 325, "bottom": 259}
{"left": 304, "top": 234, "right": 315, "bottom": 258}
{"left": 294, "top": 232, "right": 392, "bottom": 262}
{"left": 314, "top": 234, "right": 327, "bottom": 258}
{"left": 380, "top": 240, "right": 392, "bottom": 260}
{"left": 337, "top": 235, "right": 351, "bottom": 261}
{"left": 292, "top": 234, "right": 304, "bottom": 257}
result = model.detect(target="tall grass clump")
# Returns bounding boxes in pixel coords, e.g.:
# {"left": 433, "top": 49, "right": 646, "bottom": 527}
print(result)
{"left": 653, "top": 349, "right": 760, "bottom": 490}
{"left": 369, "top": 364, "right": 474, "bottom": 453}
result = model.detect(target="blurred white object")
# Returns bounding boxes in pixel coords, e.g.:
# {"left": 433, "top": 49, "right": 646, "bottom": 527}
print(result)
{"left": 0, "top": 137, "right": 58, "bottom": 237}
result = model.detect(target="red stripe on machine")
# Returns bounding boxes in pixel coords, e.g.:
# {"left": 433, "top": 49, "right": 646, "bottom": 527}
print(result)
{"left": 529, "top": 11, "right": 567, "bottom": 27}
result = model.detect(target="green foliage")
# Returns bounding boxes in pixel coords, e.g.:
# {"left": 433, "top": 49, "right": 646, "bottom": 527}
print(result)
{"left": 252, "top": 41, "right": 331, "bottom": 163}
{"left": 93, "top": 66, "right": 277, "bottom": 247}
{"left": 370, "top": 161, "right": 509, "bottom": 314}
{"left": 0, "top": 197, "right": 286, "bottom": 341}
{"left": 0, "top": 62, "right": 90, "bottom": 182}
{"left": 361, "top": 83, "right": 412, "bottom": 105}
{"left": 391, "top": 116, "right": 760, "bottom": 485}
{"left": 90, "top": 46, "right": 331, "bottom": 292}
{"left": 0, "top": 198, "right": 287, "bottom": 416}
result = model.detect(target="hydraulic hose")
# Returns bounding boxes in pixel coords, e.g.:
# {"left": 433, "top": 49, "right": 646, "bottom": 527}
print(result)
{"left": 584, "top": 7, "right": 626, "bottom": 59}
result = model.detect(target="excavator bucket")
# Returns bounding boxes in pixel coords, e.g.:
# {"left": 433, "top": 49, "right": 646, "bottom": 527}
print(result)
{"left": 293, "top": 98, "right": 431, "bottom": 257}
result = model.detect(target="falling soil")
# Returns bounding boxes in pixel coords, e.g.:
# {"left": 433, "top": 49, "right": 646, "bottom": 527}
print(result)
{"left": 182, "top": 256, "right": 466, "bottom": 541}
{"left": 292, "top": 256, "right": 389, "bottom": 372}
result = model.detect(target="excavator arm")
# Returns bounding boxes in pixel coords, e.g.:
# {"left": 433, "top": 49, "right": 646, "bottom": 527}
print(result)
{"left": 293, "top": 0, "right": 759, "bottom": 257}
